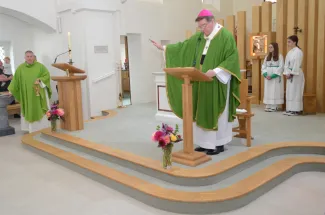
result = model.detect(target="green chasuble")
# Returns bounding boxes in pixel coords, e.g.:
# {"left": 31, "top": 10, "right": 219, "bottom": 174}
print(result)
{"left": 165, "top": 28, "right": 241, "bottom": 130}
{"left": 8, "top": 62, "right": 52, "bottom": 123}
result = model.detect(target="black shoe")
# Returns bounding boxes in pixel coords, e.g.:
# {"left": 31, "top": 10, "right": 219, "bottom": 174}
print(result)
{"left": 14, "top": 114, "right": 21, "bottom": 118}
{"left": 216, "top": 145, "right": 225, "bottom": 153}
{"left": 206, "top": 149, "right": 220, "bottom": 155}
{"left": 195, "top": 147, "right": 207, "bottom": 152}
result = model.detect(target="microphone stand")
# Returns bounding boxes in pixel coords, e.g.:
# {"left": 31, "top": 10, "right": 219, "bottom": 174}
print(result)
{"left": 192, "top": 33, "right": 202, "bottom": 67}
{"left": 53, "top": 50, "right": 71, "bottom": 64}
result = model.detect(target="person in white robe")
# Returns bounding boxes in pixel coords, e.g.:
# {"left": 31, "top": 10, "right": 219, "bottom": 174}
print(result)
{"left": 283, "top": 35, "right": 305, "bottom": 116}
{"left": 261, "top": 42, "right": 284, "bottom": 112}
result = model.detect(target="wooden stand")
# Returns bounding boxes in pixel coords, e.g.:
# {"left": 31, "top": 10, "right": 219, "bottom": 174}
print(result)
{"left": 303, "top": 93, "right": 317, "bottom": 115}
{"left": 163, "top": 67, "right": 212, "bottom": 167}
{"left": 52, "top": 63, "right": 87, "bottom": 131}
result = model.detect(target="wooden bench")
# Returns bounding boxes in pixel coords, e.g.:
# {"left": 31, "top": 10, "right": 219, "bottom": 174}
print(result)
{"left": 7, "top": 103, "right": 21, "bottom": 115}
{"left": 232, "top": 79, "right": 255, "bottom": 147}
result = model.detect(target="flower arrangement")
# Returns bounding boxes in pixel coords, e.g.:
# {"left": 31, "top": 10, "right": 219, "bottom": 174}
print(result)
{"left": 46, "top": 101, "right": 64, "bottom": 132}
{"left": 152, "top": 123, "right": 182, "bottom": 169}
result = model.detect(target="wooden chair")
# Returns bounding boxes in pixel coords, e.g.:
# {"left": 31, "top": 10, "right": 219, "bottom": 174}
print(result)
{"left": 7, "top": 103, "right": 21, "bottom": 115}
{"left": 232, "top": 79, "right": 254, "bottom": 147}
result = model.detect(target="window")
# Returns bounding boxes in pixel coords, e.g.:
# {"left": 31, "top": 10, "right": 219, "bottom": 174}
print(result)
{"left": 264, "top": 0, "right": 277, "bottom": 3}
{"left": 0, "top": 46, "right": 5, "bottom": 62}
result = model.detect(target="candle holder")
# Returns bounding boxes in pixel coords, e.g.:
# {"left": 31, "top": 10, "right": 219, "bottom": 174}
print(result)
{"left": 68, "top": 59, "right": 74, "bottom": 65}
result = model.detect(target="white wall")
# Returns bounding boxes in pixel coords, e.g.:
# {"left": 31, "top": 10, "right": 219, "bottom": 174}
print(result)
{"left": 0, "top": 0, "right": 57, "bottom": 30}
{"left": 82, "top": 10, "right": 118, "bottom": 116}
{"left": 233, "top": 0, "right": 263, "bottom": 33}
{"left": 3, "top": 0, "right": 241, "bottom": 119}
{"left": 119, "top": 0, "right": 203, "bottom": 105}
{"left": 0, "top": 14, "right": 34, "bottom": 72}
{"left": 32, "top": 10, "right": 91, "bottom": 120}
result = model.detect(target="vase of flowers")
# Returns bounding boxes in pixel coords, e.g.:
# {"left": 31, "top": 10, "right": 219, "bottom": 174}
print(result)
{"left": 152, "top": 123, "right": 182, "bottom": 169}
{"left": 46, "top": 102, "right": 64, "bottom": 132}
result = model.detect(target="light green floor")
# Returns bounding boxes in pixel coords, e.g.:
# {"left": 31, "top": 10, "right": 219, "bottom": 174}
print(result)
{"left": 58, "top": 102, "right": 325, "bottom": 168}
{"left": 1, "top": 104, "right": 325, "bottom": 215}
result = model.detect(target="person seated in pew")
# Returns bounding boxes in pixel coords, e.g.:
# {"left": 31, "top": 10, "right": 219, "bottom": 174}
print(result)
{"left": 0, "top": 58, "right": 20, "bottom": 118}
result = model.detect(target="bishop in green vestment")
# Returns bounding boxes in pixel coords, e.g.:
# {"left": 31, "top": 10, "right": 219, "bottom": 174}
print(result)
{"left": 8, "top": 51, "right": 52, "bottom": 133}
{"left": 151, "top": 9, "right": 241, "bottom": 155}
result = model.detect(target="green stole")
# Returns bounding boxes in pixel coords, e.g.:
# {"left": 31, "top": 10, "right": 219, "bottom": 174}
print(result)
{"left": 165, "top": 28, "right": 241, "bottom": 130}
{"left": 8, "top": 62, "right": 52, "bottom": 123}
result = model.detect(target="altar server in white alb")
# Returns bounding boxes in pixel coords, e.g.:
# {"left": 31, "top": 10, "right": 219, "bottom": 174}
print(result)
{"left": 261, "top": 42, "right": 284, "bottom": 112}
{"left": 283, "top": 35, "right": 305, "bottom": 116}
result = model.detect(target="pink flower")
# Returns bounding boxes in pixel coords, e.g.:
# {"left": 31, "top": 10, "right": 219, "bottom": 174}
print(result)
{"left": 57, "top": 108, "right": 64, "bottom": 116}
{"left": 152, "top": 131, "right": 164, "bottom": 142}
{"left": 163, "top": 135, "right": 170, "bottom": 144}
{"left": 46, "top": 111, "right": 51, "bottom": 117}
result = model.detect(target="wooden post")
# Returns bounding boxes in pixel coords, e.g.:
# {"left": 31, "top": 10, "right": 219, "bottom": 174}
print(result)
{"left": 287, "top": 0, "right": 298, "bottom": 36}
{"left": 297, "top": 0, "right": 308, "bottom": 84}
{"left": 306, "top": 0, "right": 318, "bottom": 94}
{"left": 262, "top": 2, "right": 272, "bottom": 32}
{"left": 237, "top": 11, "right": 246, "bottom": 78}
{"left": 54, "top": 76, "right": 87, "bottom": 131}
{"left": 277, "top": 0, "right": 288, "bottom": 56}
{"left": 277, "top": 0, "right": 288, "bottom": 110}
{"left": 217, "top": 19, "right": 224, "bottom": 26}
{"left": 186, "top": 30, "right": 192, "bottom": 39}
{"left": 260, "top": 1, "right": 273, "bottom": 104}
{"left": 251, "top": 6, "right": 261, "bottom": 104}
{"left": 226, "top": 15, "right": 236, "bottom": 36}
{"left": 317, "top": 0, "right": 325, "bottom": 112}
{"left": 164, "top": 68, "right": 212, "bottom": 167}
{"left": 182, "top": 76, "right": 193, "bottom": 153}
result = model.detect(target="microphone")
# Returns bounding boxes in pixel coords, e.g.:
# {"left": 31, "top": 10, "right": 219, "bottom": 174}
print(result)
{"left": 192, "top": 33, "right": 203, "bottom": 67}
{"left": 53, "top": 50, "right": 71, "bottom": 64}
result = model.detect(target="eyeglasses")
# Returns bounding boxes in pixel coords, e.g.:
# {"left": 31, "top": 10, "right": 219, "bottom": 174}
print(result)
{"left": 198, "top": 21, "right": 210, "bottom": 30}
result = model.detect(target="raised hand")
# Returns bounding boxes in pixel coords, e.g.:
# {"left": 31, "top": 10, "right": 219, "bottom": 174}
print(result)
{"left": 150, "top": 39, "right": 164, "bottom": 51}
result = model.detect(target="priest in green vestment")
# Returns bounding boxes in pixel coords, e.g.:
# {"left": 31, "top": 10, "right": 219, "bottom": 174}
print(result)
{"left": 151, "top": 9, "right": 241, "bottom": 155}
{"left": 8, "top": 51, "right": 52, "bottom": 133}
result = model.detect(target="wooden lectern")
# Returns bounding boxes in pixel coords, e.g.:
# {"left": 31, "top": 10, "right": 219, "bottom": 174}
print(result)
{"left": 163, "top": 67, "right": 212, "bottom": 167}
{"left": 51, "top": 63, "right": 87, "bottom": 131}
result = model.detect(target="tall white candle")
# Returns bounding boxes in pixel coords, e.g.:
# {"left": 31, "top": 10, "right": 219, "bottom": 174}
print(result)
{"left": 68, "top": 32, "right": 72, "bottom": 60}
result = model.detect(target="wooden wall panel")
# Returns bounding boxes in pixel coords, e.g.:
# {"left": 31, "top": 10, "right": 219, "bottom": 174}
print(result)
{"left": 276, "top": 0, "right": 288, "bottom": 56}
{"left": 252, "top": 6, "right": 262, "bottom": 33}
{"left": 237, "top": 11, "right": 246, "bottom": 72}
{"left": 217, "top": 19, "right": 224, "bottom": 26}
{"left": 251, "top": 6, "right": 261, "bottom": 104}
{"left": 260, "top": 2, "right": 273, "bottom": 103}
{"left": 261, "top": 2, "right": 272, "bottom": 32}
{"left": 287, "top": 0, "right": 298, "bottom": 37}
{"left": 186, "top": 30, "right": 192, "bottom": 39}
{"left": 306, "top": 0, "right": 318, "bottom": 94}
{"left": 316, "top": 0, "right": 325, "bottom": 112}
{"left": 226, "top": 15, "right": 235, "bottom": 36}
{"left": 297, "top": 0, "right": 308, "bottom": 81}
